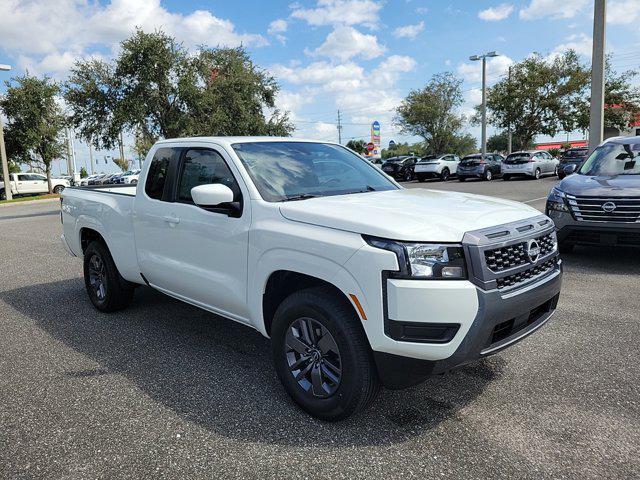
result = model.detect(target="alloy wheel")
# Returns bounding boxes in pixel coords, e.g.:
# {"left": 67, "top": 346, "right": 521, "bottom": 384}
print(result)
{"left": 285, "top": 317, "right": 342, "bottom": 398}
{"left": 88, "top": 253, "right": 107, "bottom": 301}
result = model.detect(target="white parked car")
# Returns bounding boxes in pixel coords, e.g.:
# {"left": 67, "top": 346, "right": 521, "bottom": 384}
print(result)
{"left": 1, "top": 173, "right": 69, "bottom": 200}
{"left": 122, "top": 169, "right": 141, "bottom": 184}
{"left": 503, "top": 150, "right": 560, "bottom": 180}
{"left": 414, "top": 154, "right": 460, "bottom": 182}
{"left": 61, "top": 137, "right": 562, "bottom": 420}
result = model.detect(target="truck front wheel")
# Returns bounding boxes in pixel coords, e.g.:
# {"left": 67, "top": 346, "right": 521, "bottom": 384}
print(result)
{"left": 271, "top": 286, "right": 380, "bottom": 421}
{"left": 83, "top": 241, "right": 134, "bottom": 312}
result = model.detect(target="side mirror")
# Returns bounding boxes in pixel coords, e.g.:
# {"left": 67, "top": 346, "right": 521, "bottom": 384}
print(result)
{"left": 562, "top": 164, "right": 577, "bottom": 176}
{"left": 191, "top": 183, "right": 234, "bottom": 207}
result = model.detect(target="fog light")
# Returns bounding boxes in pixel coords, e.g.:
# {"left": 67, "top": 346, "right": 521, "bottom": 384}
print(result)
{"left": 442, "top": 266, "right": 464, "bottom": 278}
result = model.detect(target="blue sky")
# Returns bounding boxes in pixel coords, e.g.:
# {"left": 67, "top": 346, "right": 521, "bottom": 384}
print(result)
{"left": 1, "top": 0, "right": 639, "bottom": 174}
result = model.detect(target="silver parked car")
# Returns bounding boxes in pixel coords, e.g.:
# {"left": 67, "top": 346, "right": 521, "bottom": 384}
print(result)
{"left": 503, "top": 150, "right": 559, "bottom": 180}
{"left": 414, "top": 154, "right": 460, "bottom": 182}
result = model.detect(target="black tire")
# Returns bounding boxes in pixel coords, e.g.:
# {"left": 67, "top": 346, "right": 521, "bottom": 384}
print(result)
{"left": 0, "top": 189, "right": 5, "bottom": 201}
{"left": 503, "top": 175, "right": 511, "bottom": 181}
{"left": 559, "top": 242, "right": 574, "bottom": 254}
{"left": 271, "top": 286, "right": 380, "bottom": 421}
{"left": 131, "top": 179, "right": 138, "bottom": 185}
{"left": 458, "top": 177, "right": 466, "bottom": 182}
{"left": 440, "top": 168, "right": 450, "bottom": 181}
{"left": 534, "top": 168, "right": 541, "bottom": 180}
{"left": 417, "top": 174, "right": 426, "bottom": 183}
{"left": 554, "top": 165, "right": 559, "bottom": 176}
{"left": 403, "top": 170, "right": 413, "bottom": 182}
{"left": 484, "top": 169, "right": 493, "bottom": 181}
{"left": 83, "top": 241, "right": 134, "bottom": 312}
{"left": 53, "top": 185, "right": 64, "bottom": 194}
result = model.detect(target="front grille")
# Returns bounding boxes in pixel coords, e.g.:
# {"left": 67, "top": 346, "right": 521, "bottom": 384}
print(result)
{"left": 496, "top": 258, "right": 557, "bottom": 289}
{"left": 566, "top": 194, "right": 640, "bottom": 223}
{"left": 565, "top": 229, "right": 640, "bottom": 246}
{"left": 484, "top": 233, "right": 556, "bottom": 272}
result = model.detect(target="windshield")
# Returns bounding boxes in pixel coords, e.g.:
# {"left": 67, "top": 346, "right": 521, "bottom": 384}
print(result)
{"left": 563, "top": 148, "right": 588, "bottom": 158}
{"left": 232, "top": 141, "right": 398, "bottom": 202}
{"left": 579, "top": 142, "right": 640, "bottom": 176}
{"left": 419, "top": 155, "right": 437, "bottom": 162}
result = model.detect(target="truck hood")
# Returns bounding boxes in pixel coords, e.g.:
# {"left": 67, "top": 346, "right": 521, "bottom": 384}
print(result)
{"left": 279, "top": 188, "right": 542, "bottom": 242}
{"left": 558, "top": 173, "right": 640, "bottom": 197}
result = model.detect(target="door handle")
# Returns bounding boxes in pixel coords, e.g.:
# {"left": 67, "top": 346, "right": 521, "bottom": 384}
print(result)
{"left": 163, "top": 215, "right": 180, "bottom": 225}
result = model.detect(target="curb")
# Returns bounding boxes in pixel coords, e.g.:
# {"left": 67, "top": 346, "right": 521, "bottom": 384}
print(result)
{"left": 0, "top": 197, "right": 60, "bottom": 208}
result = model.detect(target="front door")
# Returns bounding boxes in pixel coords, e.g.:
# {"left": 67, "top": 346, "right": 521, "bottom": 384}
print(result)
{"left": 134, "top": 144, "right": 251, "bottom": 322}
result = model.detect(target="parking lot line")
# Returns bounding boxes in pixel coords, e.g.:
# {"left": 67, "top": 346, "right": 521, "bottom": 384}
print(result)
{"left": 523, "top": 196, "right": 548, "bottom": 204}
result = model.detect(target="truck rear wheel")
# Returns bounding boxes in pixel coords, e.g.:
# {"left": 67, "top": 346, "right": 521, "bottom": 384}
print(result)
{"left": 83, "top": 241, "right": 134, "bottom": 312}
{"left": 271, "top": 286, "right": 380, "bottom": 421}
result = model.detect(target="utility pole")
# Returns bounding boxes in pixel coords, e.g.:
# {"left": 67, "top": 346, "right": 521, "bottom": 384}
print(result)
{"left": 588, "top": 0, "right": 606, "bottom": 153}
{"left": 65, "top": 128, "right": 73, "bottom": 175}
{"left": 118, "top": 131, "right": 126, "bottom": 168}
{"left": 337, "top": 110, "right": 343, "bottom": 144}
{"left": 507, "top": 66, "right": 513, "bottom": 154}
{"left": 470, "top": 51, "right": 499, "bottom": 158}
{"left": 88, "top": 137, "right": 95, "bottom": 174}
{"left": 0, "top": 64, "right": 12, "bottom": 201}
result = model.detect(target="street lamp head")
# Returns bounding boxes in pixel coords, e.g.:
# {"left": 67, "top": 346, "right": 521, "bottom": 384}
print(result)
{"left": 0, "top": 64, "right": 12, "bottom": 71}
{"left": 486, "top": 51, "right": 499, "bottom": 57}
{"left": 469, "top": 55, "right": 480, "bottom": 61}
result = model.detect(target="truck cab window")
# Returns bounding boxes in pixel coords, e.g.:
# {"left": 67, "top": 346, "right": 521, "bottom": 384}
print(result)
{"left": 145, "top": 148, "right": 173, "bottom": 200}
{"left": 177, "top": 149, "right": 240, "bottom": 203}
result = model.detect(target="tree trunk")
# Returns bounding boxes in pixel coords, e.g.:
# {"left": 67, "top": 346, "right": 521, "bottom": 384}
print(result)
{"left": 46, "top": 166, "right": 53, "bottom": 194}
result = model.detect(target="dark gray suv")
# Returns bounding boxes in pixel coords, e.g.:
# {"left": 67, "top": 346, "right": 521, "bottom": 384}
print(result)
{"left": 546, "top": 136, "right": 640, "bottom": 251}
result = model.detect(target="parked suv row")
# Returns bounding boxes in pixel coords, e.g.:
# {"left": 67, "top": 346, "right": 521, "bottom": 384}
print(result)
{"left": 503, "top": 151, "right": 559, "bottom": 180}
{"left": 414, "top": 154, "right": 460, "bottom": 182}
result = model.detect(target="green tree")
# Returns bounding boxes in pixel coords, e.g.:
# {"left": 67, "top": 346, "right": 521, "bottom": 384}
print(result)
{"left": 346, "top": 139, "right": 367, "bottom": 154}
{"left": 113, "top": 156, "right": 129, "bottom": 172}
{"left": 65, "top": 29, "right": 292, "bottom": 150}
{"left": 80, "top": 166, "right": 88, "bottom": 178}
{"left": 381, "top": 142, "right": 425, "bottom": 159}
{"left": 482, "top": 51, "right": 590, "bottom": 148}
{"left": 395, "top": 72, "right": 468, "bottom": 155}
{"left": 575, "top": 60, "right": 640, "bottom": 133}
{"left": 1, "top": 75, "right": 66, "bottom": 193}
{"left": 448, "top": 133, "right": 477, "bottom": 156}
{"left": 486, "top": 131, "right": 532, "bottom": 153}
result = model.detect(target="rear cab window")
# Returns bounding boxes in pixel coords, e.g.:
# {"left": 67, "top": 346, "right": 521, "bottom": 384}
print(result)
{"left": 145, "top": 147, "right": 177, "bottom": 200}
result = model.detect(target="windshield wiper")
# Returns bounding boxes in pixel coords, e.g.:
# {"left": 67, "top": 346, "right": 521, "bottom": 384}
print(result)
{"left": 283, "top": 193, "right": 319, "bottom": 201}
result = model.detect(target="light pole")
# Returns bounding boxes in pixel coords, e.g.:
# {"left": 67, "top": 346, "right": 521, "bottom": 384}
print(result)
{"left": 588, "top": 0, "right": 606, "bottom": 152}
{"left": 0, "top": 64, "right": 12, "bottom": 201}
{"left": 470, "top": 51, "right": 499, "bottom": 158}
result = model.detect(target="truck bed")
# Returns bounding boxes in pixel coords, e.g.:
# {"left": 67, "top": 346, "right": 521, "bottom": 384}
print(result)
{"left": 61, "top": 185, "right": 140, "bottom": 283}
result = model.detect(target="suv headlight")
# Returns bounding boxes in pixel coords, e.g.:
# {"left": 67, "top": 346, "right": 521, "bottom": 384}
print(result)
{"left": 364, "top": 236, "right": 467, "bottom": 279}
{"left": 547, "top": 187, "right": 569, "bottom": 212}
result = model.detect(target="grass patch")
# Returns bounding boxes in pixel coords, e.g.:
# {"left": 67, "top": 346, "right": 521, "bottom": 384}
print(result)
{"left": 0, "top": 194, "right": 60, "bottom": 205}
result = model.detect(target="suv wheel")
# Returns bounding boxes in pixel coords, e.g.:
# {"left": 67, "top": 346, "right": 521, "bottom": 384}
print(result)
{"left": 534, "top": 168, "right": 541, "bottom": 180}
{"left": 403, "top": 170, "right": 413, "bottom": 182}
{"left": 484, "top": 170, "right": 493, "bottom": 181}
{"left": 417, "top": 174, "right": 426, "bottom": 183}
{"left": 0, "top": 189, "right": 5, "bottom": 201}
{"left": 440, "top": 168, "right": 450, "bottom": 181}
{"left": 503, "top": 174, "right": 511, "bottom": 181}
{"left": 554, "top": 165, "right": 559, "bottom": 176}
{"left": 271, "top": 286, "right": 380, "bottom": 421}
{"left": 83, "top": 241, "right": 135, "bottom": 312}
{"left": 53, "top": 185, "right": 64, "bottom": 194}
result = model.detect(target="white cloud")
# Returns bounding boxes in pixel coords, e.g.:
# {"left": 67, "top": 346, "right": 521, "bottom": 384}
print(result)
{"left": 478, "top": 3, "right": 514, "bottom": 21}
{"left": 311, "top": 26, "right": 385, "bottom": 62}
{"left": 519, "top": 0, "right": 590, "bottom": 20}
{"left": 415, "top": 7, "right": 429, "bottom": 15}
{"left": 378, "top": 55, "right": 416, "bottom": 72}
{"left": 607, "top": 0, "right": 640, "bottom": 25}
{"left": 268, "top": 19, "right": 287, "bottom": 34}
{"left": 550, "top": 33, "right": 592, "bottom": 58}
{"left": 392, "top": 21, "right": 425, "bottom": 40}
{"left": 290, "top": 0, "right": 383, "bottom": 28}
{"left": 0, "top": 0, "right": 266, "bottom": 76}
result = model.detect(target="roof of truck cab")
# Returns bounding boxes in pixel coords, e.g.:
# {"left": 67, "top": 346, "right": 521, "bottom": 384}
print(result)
{"left": 155, "top": 136, "right": 336, "bottom": 147}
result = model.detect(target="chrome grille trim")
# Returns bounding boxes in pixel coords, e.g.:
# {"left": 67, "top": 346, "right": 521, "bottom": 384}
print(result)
{"left": 463, "top": 216, "right": 560, "bottom": 292}
{"left": 566, "top": 194, "right": 640, "bottom": 223}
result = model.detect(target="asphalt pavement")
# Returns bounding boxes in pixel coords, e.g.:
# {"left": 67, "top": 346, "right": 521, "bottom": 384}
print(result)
{"left": 0, "top": 179, "right": 638, "bottom": 479}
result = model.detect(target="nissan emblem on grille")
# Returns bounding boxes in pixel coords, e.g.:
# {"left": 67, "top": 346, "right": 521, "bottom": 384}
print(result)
{"left": 525, "top": 239, "right": 541, "bottom": 263}
{"left": 601, "top": 201, "right": 617, "bottom": 213}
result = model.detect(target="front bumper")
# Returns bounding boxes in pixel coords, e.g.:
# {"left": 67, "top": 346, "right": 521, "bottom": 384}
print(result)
{"left": 548, "top": 209, "right": 640, "bottom": 246}
{"left": 374, "top": 264, "right": 561, "bottom": 388}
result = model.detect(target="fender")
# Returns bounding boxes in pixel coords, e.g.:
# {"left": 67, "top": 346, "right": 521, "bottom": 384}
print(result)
{"left": 249, "top": 247, "right": 369, "bottom": 337}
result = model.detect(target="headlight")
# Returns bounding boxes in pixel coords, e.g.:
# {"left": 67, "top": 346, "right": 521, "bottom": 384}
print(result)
{"left": 364, "top": 236, "right": 467, "bottom": 279}
{"left": 547, "top": 187, "right": 569, "bottom": 212}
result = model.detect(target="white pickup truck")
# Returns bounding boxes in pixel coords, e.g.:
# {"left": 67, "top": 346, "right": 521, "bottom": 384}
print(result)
{"left": 1, "top": 172, "right": 69, "bottom": 200}
{"left": 61, "top": 137, "right": 562, "bottom": 420}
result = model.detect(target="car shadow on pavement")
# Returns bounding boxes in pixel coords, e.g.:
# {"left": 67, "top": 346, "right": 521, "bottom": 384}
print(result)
{"left": 1, "top": 278, "right": 506, "bottom": 447}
